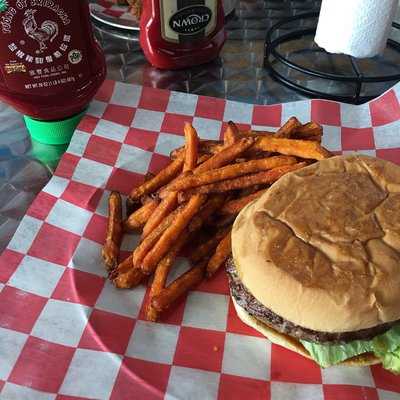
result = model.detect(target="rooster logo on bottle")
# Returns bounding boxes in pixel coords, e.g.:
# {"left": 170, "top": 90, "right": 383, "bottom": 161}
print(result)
{"left": 23, "top": 9, "right": 59, "bottom": 54}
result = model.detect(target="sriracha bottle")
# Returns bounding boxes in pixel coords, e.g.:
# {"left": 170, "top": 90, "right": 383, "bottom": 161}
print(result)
{"left": 0, "top": 0, "right": 106, "bottom": 144}
{"left": 140, "top": 0, "right": 226, "bottom": 70}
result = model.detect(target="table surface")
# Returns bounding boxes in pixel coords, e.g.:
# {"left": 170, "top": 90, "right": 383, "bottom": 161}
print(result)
{"left": 0, "top": 0, "right": 399, "bottom": 252}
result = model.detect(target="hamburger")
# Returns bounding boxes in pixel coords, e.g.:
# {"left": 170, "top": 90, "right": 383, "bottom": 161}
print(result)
{"left": 228, "top": 154, "right": 400, "bottom": 372}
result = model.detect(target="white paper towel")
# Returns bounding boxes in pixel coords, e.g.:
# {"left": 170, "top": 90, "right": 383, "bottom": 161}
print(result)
{"left": 315, "top": 0, "right": 398, "bottom": 58}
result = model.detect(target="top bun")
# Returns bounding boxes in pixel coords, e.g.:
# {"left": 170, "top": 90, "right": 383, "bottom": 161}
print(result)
{"left": 232, "top": 155, "right": 400, "bottom": 332}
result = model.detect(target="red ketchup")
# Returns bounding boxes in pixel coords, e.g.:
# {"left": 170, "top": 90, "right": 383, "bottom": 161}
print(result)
{"left": 0, "top": 0, "right": 106, "bottom": 143}
{"left": 140, "top": 0, "right": 226, "bottom": 70}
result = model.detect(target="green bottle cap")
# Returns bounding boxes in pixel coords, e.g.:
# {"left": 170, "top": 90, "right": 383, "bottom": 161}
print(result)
{"left": 24, "top": 110, "right": 86, "bottom": 145}
{"left": 29, "top": 138, "right": 69, "bottom": 169}
{"left": 0, "top": 0, "right": 9, "bottom": 13}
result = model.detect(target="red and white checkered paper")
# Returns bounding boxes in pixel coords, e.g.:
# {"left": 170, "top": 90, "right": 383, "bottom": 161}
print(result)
{"left": 1, "top": 80, "right": 400, "bottom": 400}
{"left": 90, "top": 0, "right": 138, "bottom": 23}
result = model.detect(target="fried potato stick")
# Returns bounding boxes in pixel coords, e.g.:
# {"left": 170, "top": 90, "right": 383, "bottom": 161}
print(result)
{"left": 252, "top": 136, "right": 331, "bottom": 160}
{"left": 183, "top": 123, "right": 199, "bottom": 172}
{"left": 302, "top": 134, "right": 322, "bottom": 143}
{"left": 160, "top": 138, "right": 255, "bottom": 199}
{"left": 132, "top": 205, "right": 184, "bottom": 268}
{"left": 240, "top": 130, "right": 273, "bottom": 137}
{"left": 145, "top": 195, "right": 225, "bottom": 307}
{"left": 135, "top": 195, "right": 223, "bottom": 271}
{"left": 143, "top": 124, "right": 199, "bottom": 238}
{"left": 141, "top": 192, "right": 178, "bottom": 238}
{"left": 179, "top": 163, "right": 306, "bottom": 198}
{"left": 144, "top": 171, "right": 156, "bottom": 182}
{"left": 151, "top": 262, "right": 206, "bottom": 312}
{"left": 128, "top": 155, "right": 184, "bottom": 201}
{"left": 141, "top": 194, "right": 207, "bottom": 274}
{"left": 224, "top": 121, "right": 240, "bottom": 146}
{"left": 170, "top": 140, "right": 223, "bottom": 159}
{"left": 187, "top": 194, "right": 226, "bottom": 232}
{"left": 146, "top": 235, "right": 187, "bottom": 321}
{"left": 220, "top": 189, "right": 267, "bottom": 215}
{"left": 124, "top": 199, "right": 159, "bottom": 232}
{"left": 191, "top": 227, "right": 230, "bottom": 264}
{"left": 275, "top": 116, "right": 302, "bottom": 138}
{"left": 197, "top": 154, "right": 211, "bottom": 165}
{"left": 102, "top": 191, "right": 123, "bottom": 270}
{"left": 195, "top": 137, "right": 255, "bottom": 174}
{"left": 111, "top": 255, "right": 146, "bottom": 289}
{"left": 206, "top": 230, "right": 232, "bottom": 278}
{"left": 140, "top": 193, "right": 159, "bottom": 205}
{"left": 156, "top": 157, "right": 208, "bottom": 202}
{"left": 294, "top": 121, "right": 323, "bottom": 139}
{"left": 126, "top": 172, "right": 156, "bottom": 215}
{"left": 166, "top": 155, "right": 297, "bottom": 192}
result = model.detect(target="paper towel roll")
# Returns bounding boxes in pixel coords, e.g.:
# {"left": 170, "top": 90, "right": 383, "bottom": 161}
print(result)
{"left": 315, "top": 0, "right": 398, "bottom": 58}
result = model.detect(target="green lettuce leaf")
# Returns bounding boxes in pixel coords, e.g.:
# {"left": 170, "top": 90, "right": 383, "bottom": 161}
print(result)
{"left": 301, "top": 324, "right": 400, "bottom": 373}
{"left": 380, "top": 347, "right": 400, "bottom": 373}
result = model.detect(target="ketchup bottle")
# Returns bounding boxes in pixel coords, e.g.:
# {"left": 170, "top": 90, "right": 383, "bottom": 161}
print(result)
{"left": 140, "top": 0, "right": 226, "bottom": 70}
{"left": 0, "top": 0, "right": 106, "bottom": 144}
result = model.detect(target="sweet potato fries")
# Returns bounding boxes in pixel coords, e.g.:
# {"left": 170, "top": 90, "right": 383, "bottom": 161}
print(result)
{"left": 102, "top": 118, "right": 330, "bottom": 321}
{"left": 102, "top": 192, "right": 123, "bottom": 270}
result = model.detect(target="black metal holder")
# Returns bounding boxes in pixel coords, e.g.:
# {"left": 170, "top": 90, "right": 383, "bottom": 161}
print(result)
{"left": 265, "top": 12, "right": 400, "bottom": 104}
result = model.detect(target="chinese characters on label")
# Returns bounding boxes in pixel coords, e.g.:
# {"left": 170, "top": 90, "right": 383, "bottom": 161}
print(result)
{"left": 24, "top": 76, "right": 75, "bottom": 90}
{"left": 8, "top": 34, "right": 71, "bottom": 65}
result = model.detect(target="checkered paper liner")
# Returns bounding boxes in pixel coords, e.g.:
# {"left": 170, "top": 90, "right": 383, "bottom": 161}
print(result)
{"left": 1, "top": 80, "right": 400, "bottom": 400}
{"left": 90, "top": 0, "right": 138, "bottom": 24}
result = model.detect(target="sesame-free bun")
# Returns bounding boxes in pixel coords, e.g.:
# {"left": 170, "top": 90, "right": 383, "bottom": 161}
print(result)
{"left": 232, "top": 155, "right": 400, "bottom": 333}
{"left": 232, "top": 297, "right": 380, "bottom": 367}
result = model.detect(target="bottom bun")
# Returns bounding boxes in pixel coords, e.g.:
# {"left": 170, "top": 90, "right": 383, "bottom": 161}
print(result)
{"left": 232, "top": 296, "right": 380, "bottom": 368}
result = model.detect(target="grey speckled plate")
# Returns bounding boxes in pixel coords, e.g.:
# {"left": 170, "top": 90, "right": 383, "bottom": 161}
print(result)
{"left": 89, "top": 0, "right": 237, "bottom": 32}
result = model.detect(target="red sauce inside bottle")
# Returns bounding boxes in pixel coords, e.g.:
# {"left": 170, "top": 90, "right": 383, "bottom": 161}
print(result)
{"left": 0, "top": 0, "right": 106, "bottom": 121}
{"left": 140, "top": 0, "right": 226, "bottom": 70}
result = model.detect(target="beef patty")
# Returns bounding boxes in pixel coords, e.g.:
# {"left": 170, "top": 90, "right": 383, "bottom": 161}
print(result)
{"left": 226, "top": 257, "right": 398, "bottom": 344}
